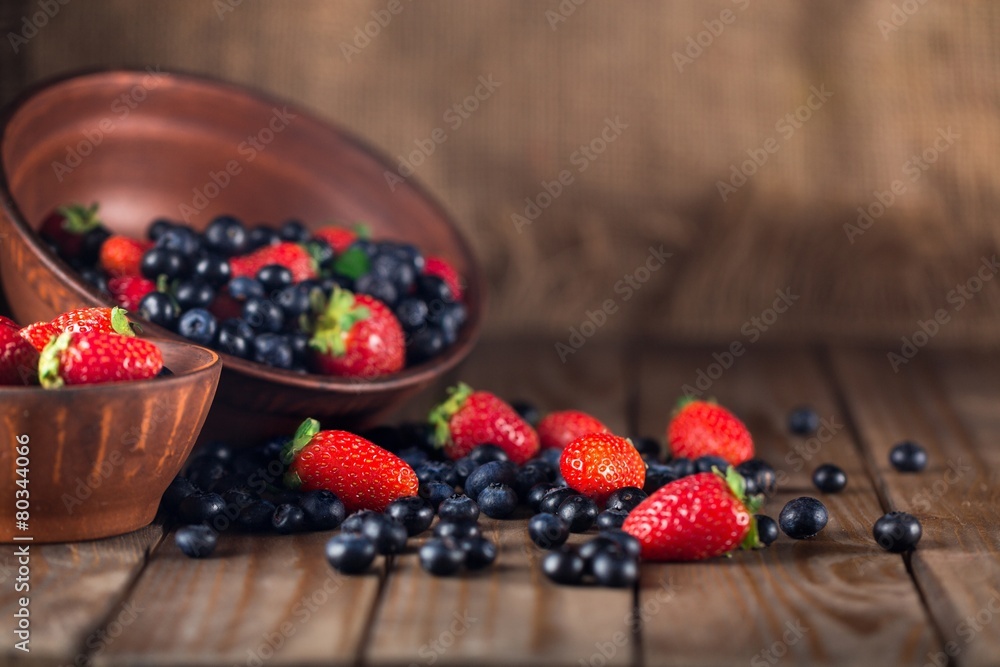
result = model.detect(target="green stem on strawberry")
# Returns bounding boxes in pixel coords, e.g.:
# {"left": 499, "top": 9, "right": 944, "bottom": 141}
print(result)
{"left": 57, "top": 203, "right": 101, "bottom": 234}
{"left": 38, "top": 331, "right": 72, "bottom": 389}
{"left": 281, "top": 418, "right": 322, "bottom": 488}
{"left": 428, "top": 382, "right": 474, "bottom": 448}
{"left": 308, "top": 287, "right": 370, "bottom": 357}
{"left": 717, "top": 465, "right": 766, "bottom": 550}
{"left": 110, "top": 307, "right": 135, "bottom": 337}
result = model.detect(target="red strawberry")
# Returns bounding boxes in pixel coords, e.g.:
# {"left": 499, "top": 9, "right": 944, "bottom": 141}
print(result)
{"left": 622, "top": 468, "right": 762, "bottom": 561}
{"left": 0, "top": 316, "right": 19, "bottom": 331}
{"left": 38, "top": 331, "right": 163, "bottom": 388}
{"left": 51, "top": 306, "right": 135, "bottom": 336}
{"left": 424, "top": 256, "right": 463, "bottom": 301}
{"left": 559, "top": 433, "right": 645, "bottom": 504}
{"left": 19, "top": 322, "right": 59, "bottom": 353}
{"left": 108, "top": 276, "right": 156, "bottom": 311}
{"left": 309, "top": 287, "right": 404, "bottom": 378}
{"left": 230, "top": 242, "right": 316, "bottom": 282}
{"left": 667, "top": 398, "right": 754, "bottom": 465}
{"left": 429, "top": 383, "right": 540, "bottom": 464}
{"left": 39, "top": 203, "right": 103, "bottom": 259}
{"left": 313, "top": 224, "right": 366, "bottom": 254}
{"left": 282, "top": 419, "right": 418, "bottom": 512}
{"left": 99, "top": 235, "right": 151, "bottom": 276}
{"left": 1, "top": 326, "right": 38, "bottom": 385}
{"left": 538, "top": 410, "right": 610, "bottom": 450}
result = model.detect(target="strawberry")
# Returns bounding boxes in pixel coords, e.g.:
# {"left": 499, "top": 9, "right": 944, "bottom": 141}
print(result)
{"left": 667, "top": 397, "right": 754, "bottom": 465}
{"left": 622, "top": 468, "right": 763, "bottom": 561}
{"left": 230, "top": 242, "right": 317, "bottom": 283}
{"left": 38, "top": 331, "right": 163, "bottom": 388}
{"left": 51, "top": 306, "right": 135, "bottom": 336}
{"left": 19, "top": 322, "right": 59, "bottom": 353}
{"left": 559, "top": 433, "right": 645, "bottom": 504}
{"left": 538, "top": 410, "right": 610, "bottom": 450}
{"left": 313, "top": 224, "right": 367, "bottom": 254}
{"left": 1, "top": 326, "right": 38, "bottom": 385}
{"left": 0, "top": 316, "right": 19, "bottom": 331}
{"left": 39, "top": 203, "right": 104, "bottom": 259}
{"left": 108, "top": 276, "right": 156, "bottom": 310}
{"left": 99, "top": 235, "right": 151, "bottom": 276}
{"left": 282, "top": 418, "right": 418, "bottom": 512}
{"left": 309, "top": 287, "right": 404, "bottom": 378}
{"left": 429, "top": 383, "right": 540, "bottom": 464}
{"left": 424, "top": 256, "right": 463, "bottom": 301}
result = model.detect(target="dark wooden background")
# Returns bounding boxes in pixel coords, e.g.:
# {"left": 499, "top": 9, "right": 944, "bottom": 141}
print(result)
{"left": 2, "top": 0, "right": 999, "bottom": 346}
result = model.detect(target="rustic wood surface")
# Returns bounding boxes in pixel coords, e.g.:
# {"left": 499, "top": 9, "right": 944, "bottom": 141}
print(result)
{"left": 2, "top": 339, "right": 998, "bottom": 666}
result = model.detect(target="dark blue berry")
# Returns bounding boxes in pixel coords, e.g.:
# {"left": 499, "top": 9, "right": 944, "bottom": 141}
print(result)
{"left": 528, "top": 513, "right": 569, "bottom": 549}
{"left": 889, "top": 441, "right": 928, "bottom": 472}
{"left": 477, "top": 483, "right": 518, "bottom": 519}
{"left": 175, "top": 525, "right": 218, "bottom": 558}
{"left": 156, "top": 226, "right": 201, "bottom": 256}
{"left": 779, "top": 497, "right": 828, "bottom": 539}
{"left": 419, "top": 481, "right": 455, "bottom": 510}
{"left": 177, "top": 308, "right": 218, "bottom": 346}
{"left": 272, "top": 503, "right": 309, "bottom": 534}
{"left": 510, "top": 400, "right": 541, "bottom": 427}
{"left": 541, "top": 547, "right": 585, "bottom": 585}
{"left": 279, "top": 219, "right": 310, "bottom": 242}
{"left": 538, "top": 487, "right": 576, "bottom": 515}
{"left": 178, "top": 492, "right": 226, "bottom": 523}
{"left": 275, "top": 285, "right": 311, "bottom": 320}
{"left": 468, "top": 445, "right": 510, "bottom": 466}
{"left": 242, "top": 297, "right": 284, "bottom": 332}
{"left": 340, "top": 510, "right": 377, "bottom": 534}
{"left": 433, "top": 519, "right": 480, "bottom": 541}
{"left": 812, "top": 463, "right": 847, "bottom": 493}
{"left": 204, "top": 215, "right": 248, "bottom": 257}
{"left": 643, "top": 464, "right": 679, "bottom": 494}
{"left": 247, "top": 225, "right": 279, "bottom": 251}
{"left": 737, "top": 459, "right": 777, "bottom": 496}
{"left": 755, "top": 515, "right": 779, "bottom": 546}
{"left": 148, "top": 218, "right": 174, "bottom": 241}
{"left": 397, "top": 447, "right": 429, "bottom": 468}
{"left": 417, "top": 275, "right": 455, "bottom": 303}
{"left": 141, "top": 247, "right": 187, "bottom": 280}
{"left": 174, "top": 280, "right": 216, "bottom": 311}
{"left": 216, "top": 318, "right": 255, "bottom": 359}
{"left": 359, "top": 514, "right": 408, "bottom": 555}
{"left": 193, "top": 254, "right": 233, "bottom": 288}
{"left": 669, "top": 457, "right": 695, "bottom": 478}
{"left": 415, "top": 460, "right": 459, "bottom": 487}
{"left": 591, "top": 550, "right": 638, "bottom": 588}
{"left": 253, "top": 333, "right": 293, "bottom": 369}
{"left": 873, "top": 511, "right": 922, "bottom": 552}
{"left": 557, "top": 495, "right": 599, "bottom": 532}
{"left": 598, "top": 530, "right": 642, "bottom": 559}
{"left": 384, "top": 496, "right": 435, "bottom": 536}
{"left": 428, "top": 302, "right": 466, "bottom": 345}
{"left": 438, "top": 494, "right": 480, "bottom": 522}
{"left": 460, "top": 536, "right": 497, "bottom": 570}
{"left": 630, "top": 436, "right": 662, "bottom": 461}
{"left": 695, "top": 455, "right": 730, "bottom": 474}
{"left": 354, "top": 274, "right": 398, "bottom": 306}
{"left": 527, "top": 483, "right": 559, "bottom": 512}
{"left": 256, "top": 264, "right": 293, "bottom": 292}
{"left": 237, "top": 500, "right": 276, "bottom": 532}
{"left": 788, "top": 406, "right": 820, "bottom": 436}
{"left": 395, "top": 298, "right": 429, "bottom": 331}
{"left": 453, "top": 457, "right": 478, "bottom": 486}
{"left": 227, "top": 276, "right": 265, "bottom": 301}
{"left": 536, "top": 448, "right": 563, "bottom": 468}
{"left": 514, "top": 465, "right": 551, "bottom": 500}
{"left": 605, "top": 487, "right": 647, "bottom": 513}
{"left": 419, "top": 537, "right": 465, "bottom": 576}
{"left": 596, "top": 510, "right": 628, "bottom": 531}
{"left": 161, "top": 477, "right": 198, "bottom": 511}
{"left": 298, "top": 490, "right": 346, "bottom": 530}
{"left": 464, "top": 460, "right": 517, "bottom": 501}
{"left": 326, "top": 533, "right": 376, "bottom": 574}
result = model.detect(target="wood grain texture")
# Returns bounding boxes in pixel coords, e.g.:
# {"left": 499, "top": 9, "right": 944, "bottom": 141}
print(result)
{"left": 0, "top": 524, "right": 162, "bottom": 667}
{"left": 828, "top": 348, "right": 1000, "bottom": 667}
{"left": 634, "top": 347, "right": 941, "bottom": 666}
{"left": 365, "top": 338, "right": 636, "bottom": 667}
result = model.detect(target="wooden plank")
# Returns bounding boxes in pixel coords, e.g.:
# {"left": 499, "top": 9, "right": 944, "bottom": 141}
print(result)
{"left": 0, "top": 524, "right": 162, "bottom": 667}
{"left": 635, "top": 346, "right": 940, "bottom": 666}
{"left": 829, "top": 348, "right": 1000, "bottom": 667}
{"left": 365, "top": 338, "right": 637, "bottom": 667}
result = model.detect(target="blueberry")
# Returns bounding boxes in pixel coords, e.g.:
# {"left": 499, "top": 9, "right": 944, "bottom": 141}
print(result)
{"left": 193, "top": 254, "right": 232, "bottom": 287}
{"left": 528, "top": 513, "right": 569, "bottom": 549}
{"left": 174, "top": 280, "right": 216, "bottom": 310}
{"left": 275, "top": 219, "right": 307, "bottom": 242}
{"left": 222, "top": 487, "right": 255, "bottom": 510}
{"left": 428, "top": 302, "right": 466, "bottom": 344}
{"left": 237, "top": 500, "right": 276, "bottom": 532}
{"left": 872, "top": 511, "right": 922, "bottom": 553}
{"left": 407, "top": 327, "right": 445, "bottom": 363}
{"left": 148, "top": 218, "right": 174, "bottom": 241}
{"left": 298, "top": 490, "right": 346, "bottom": 530}
{"left": 79, "top": 266, "right": 108, "bottom": 293}
{"left": 453, "top": 457, "right": 478, "bottom": 487}
{"left": 242, "top": 297, "right": 284, "bottom": 333}
{"left": 477, "top": 483, "right": 518, "bottom": 519}
{"left": 514, "top": 465, "right": 551, "bottom": 501}
{"left": 755, "top": 515, "right": 779, "bottom": 546}
{"left": 669, "top": 457, "right": 695, "bottom": 478}
{"left": 591, "top": 550, "right": 638, "bottom": 588}
{"left": 419, "top": 537, "right": 465, "bottom": 576}
{"left": 161, "top": 476, "right": 198, "bottom": 511}
{"left": 438, "top": 494, "right": 480, "bottom": 522}
{"left": 557, "top": 495, "right": 598, "bottom": 532}
{"left": 736, "top": 459, "right": 777, "bottom": 497}
{"left": 779, "top": 497, "right": 829, "bottom": 539}
{"left": 889, "top": 441, "right": 928, "bottom": 473}
{"left": 415, "top": 460, "right": 459, "bottom": 487}
{"left": 305, "top": 239, "right": 335, "bottom": 270}
{"left": 464, "top": 460, "right": 517, "bottom": 501}
{"left": 631, "top": 436, "right": 662, "bottom": 461}
{"left": 384, "top": 496, "right": 435, "bottom": 536}
{"left": 788, "top": 406, "right": 820, "bottom": 436}
{"left": 605, "top": 487, "right": 648, "bottom": 513}
{"left": 460, "top": 536, "right": 497, "bottom": 570}
{"left": 341, "top": 510, "right": 378, "bottom": 535}
{"left": 541, "top": 547, "right": 585, "bottom": 585}
{"left": 247, "top": 225, "right": 279, "bottom": 251}
{"left": 186, "top": 459, "right": 227, "bottom": 491}
{"left": 695, "top": 455, "right": 730, "bottom": 474}
{"left": 417, "top": 275, "right": 455, "bottom": 303}
{"left": 175, "top": 525, "right": 218, "bottom": 558}
{"left": 227, "top": 276, "right": 265, "bottom": 301}
{"left": 203, "top": 215, "right": 247, "bottom": 256}
{"left": 272, "top": 503, "right": 309, "bottom": 534}
{"left": 354, "top": 274, "right": 398, "bottom": 306}
{"left": 597, "top": 530, "right": 642, "bottom": 559}
{"left": 527, "top": 483, "right": 559, "bottom": 512}
{"left": 538, "top": 487, "right": 577, "bottom": 515}
{"left": 596, "top": 510, "right": 628, "bottom": 531}
{"left": 359, "top": 514, "right": 408, "bottom": 555}
{"left": 178, "top": 492, "right": 226, "bottom": 523}
{"left": 141, "top": 247, "right": 187, "bottom": 280}
{"left": 369, "top": 253, "right": 401, "bottom": 280}
{"left": 395, "top": 298, "right": 429, "bottom": 331}
{"left": 510, "top": 400, "right": 541, "bottom": 427}
{"left": 577, "top": 535, "right": 620, "bottom": 570}
{"left": 139, "top": 289, "right": 182, "bottom": 331}
{"left": 536, "top": 447, "right": 563, "bottom": 468}
{"left": 812, "top": 463, "right": 848, "bottom": 493}
{"left": 419, "top": 481, "right": 455, "bottom": 509}
{"left": 398, "top": 447, "right": 430, "bottom": 468}
{"left": 642, "top": 465, "right": 677, "bottom": 493}
{"left": 433, "top": 519, "right": 480, "bottom": 541}
{"left": 177, "top": 308, "right": 218, "bottom": 346}
{"left": 359, "top": 425, "right": 406, "bottom": 452}
{"left": 275, "top": 285, "right": 311, "bottom": 320}
{"left": 156, "top": 226, "right": 201, "bottom": 256}
{"left": 217, "top": 318, "right": 255, "bottom": 359}
{"left": 468, "top": 445, "right": 510, "bottom": 466}
{"left": 326, "top": 533, "right": 377, "bottom": 574}
{"left": 252, "top": 333, "right": 292, "bottom": 369}
{"left": 522, "top": 458, "right": 557, "bottom": 482}
{"left": 257, "top": 264, "right": 294, "bottom": 292}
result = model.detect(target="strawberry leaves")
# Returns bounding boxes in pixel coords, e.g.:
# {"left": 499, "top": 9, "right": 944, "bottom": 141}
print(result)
{"left": 428, "top": 382, "right": 474, "bottom": 448}
{"left": 309, "top": 287, "right": 371, "bottom": 357}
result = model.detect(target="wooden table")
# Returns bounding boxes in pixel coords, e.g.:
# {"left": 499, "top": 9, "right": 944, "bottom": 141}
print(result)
{"left": 3, "top": 339, "right": 998, "bottom": 667}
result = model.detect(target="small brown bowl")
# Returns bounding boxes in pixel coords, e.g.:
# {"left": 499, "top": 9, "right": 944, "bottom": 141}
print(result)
{"left": 0, "top": 340, "right": 221, "bottom": 543}
{"left": 0, "top": 69, "right": 483, "bottom": 442}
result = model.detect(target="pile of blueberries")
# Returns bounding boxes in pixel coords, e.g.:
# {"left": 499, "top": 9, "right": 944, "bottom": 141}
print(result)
{"left": 77, "top": 216, "right": 466, "bottom": 371}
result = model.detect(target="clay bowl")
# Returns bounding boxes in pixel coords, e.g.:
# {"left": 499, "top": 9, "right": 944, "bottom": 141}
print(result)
{"left": 0, "top": 341, "right": 221, "bottom": 543}
{"left": 0, "top": 69, "right": 483, "bottom": 442}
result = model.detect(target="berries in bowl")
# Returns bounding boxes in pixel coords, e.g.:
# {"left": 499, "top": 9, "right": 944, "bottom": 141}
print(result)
{"left": 0, "top": 68, "right": 483, "bottom": 441}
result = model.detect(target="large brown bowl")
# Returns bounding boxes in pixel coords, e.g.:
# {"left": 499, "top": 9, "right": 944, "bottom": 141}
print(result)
{"left": 0, "top": 69, "right": 483, "bottom": 441}
{"left": 0, "top": 341, "right": 221, "bottom": 543}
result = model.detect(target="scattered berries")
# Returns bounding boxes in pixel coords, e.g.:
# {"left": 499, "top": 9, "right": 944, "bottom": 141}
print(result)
{"left": 889, "top": 441, "right": 928, "bottom": 473}
{"left": 778, "top": 497, "right": 829, "bottom": 539}
{"left": 667, "top": 398, "right": 754, "bottom": 465}
{"left": 559, "top": 433, "right": 646, "bottom": 504}
{"left": 326, "top": 533, "right": 377, "bottom": 574}
{"left": 872, "top": 511, "right": 922, "bottom": 552}
{"left": 788, "top": 406, "right": 820, "bottom": 436}
{"left": 175, "top": 525, "right": 218, "bottom": 558}
{"left": 429, "top": 384, "right": 540, "bottom": 464}
{"left": 812, "top": 463, "right": 848, "bottom": 493}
